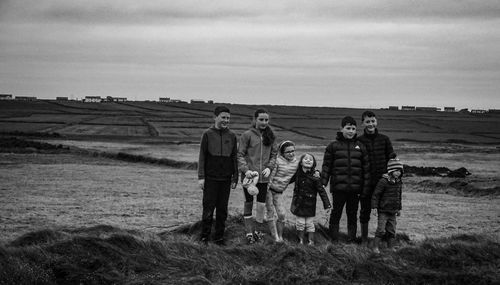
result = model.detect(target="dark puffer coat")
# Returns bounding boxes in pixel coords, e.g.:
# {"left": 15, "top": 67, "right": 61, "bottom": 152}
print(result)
{"left": 371, "top": 174, "right": 402, "bottom": 214}
{"left": 358, "top": 128, "right": 395, "bottom": 189}
{"left": 320, "top": 132, "right": 370, "bottom": 194}
{"left": 290, "top": 168, "right": 331, "bottom": 217}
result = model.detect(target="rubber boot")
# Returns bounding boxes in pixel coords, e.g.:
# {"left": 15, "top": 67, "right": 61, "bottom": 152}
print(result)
{"left": 243, "top": 216, "right": 254, "bottom": 236}
{"left": 347, "top": 224, "right": 357, "bottom": 243}
{"left": 307, "top": 232, "right": 315, "bottom": 246}
{"left": 255, "top": 202, "right": 266, "bottom": 223}
{"left": 268, "top": 220, "right": 279, "bottom": 242}
{"left": 372, "top": 237, "right": 381, "bottom": 254}
{"left": 297, "top": 230, "right": 305, "bottom": 245}
{"left": 361, "top": 223, "right": 369, "bottom": 246}
{"left": 329, "top": 224, "right": 339, "bottom": 242}
{"left": 387, "top": 237, "right": 396, "bottom": 251}
{"left": 276, "top": 220, "right": 284, "bottom": 242}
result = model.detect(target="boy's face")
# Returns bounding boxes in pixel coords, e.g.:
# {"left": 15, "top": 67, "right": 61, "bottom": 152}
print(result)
{"left": 283, "top": 146, "right": 295, "bottom": 161}
{"left": 301, "top": 154, "right": 314, "bottom": 169}
{"left": 362, "top": 116, "right": 377, "bottom": 134}
{"left": 255, "top": 113, "right": 270, "bottom": 130}
{"left": 341, "top": 123, "right": 357, "bottom": 139}
{"left": 391, "top": 170, "right": 402, "bottom": 178}
{"left": 214, "top": 112, "right": 230, "bottom": 129}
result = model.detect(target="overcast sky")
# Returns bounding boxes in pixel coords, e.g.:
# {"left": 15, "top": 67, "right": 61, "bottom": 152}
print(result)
{"left": 1, "top": 0, "right": 499, "bottom": 109}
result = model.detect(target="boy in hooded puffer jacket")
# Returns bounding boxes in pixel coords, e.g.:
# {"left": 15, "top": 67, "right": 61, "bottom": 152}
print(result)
{"left": 371, "top": 158, "right": 404, "bottom": 254}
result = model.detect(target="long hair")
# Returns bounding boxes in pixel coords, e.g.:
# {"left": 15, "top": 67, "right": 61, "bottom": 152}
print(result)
{"left": 297, "top": 153, "right": 317, "bottom": 175}
{"left": 253, "top": 108, "right": 275, "bottom": 146}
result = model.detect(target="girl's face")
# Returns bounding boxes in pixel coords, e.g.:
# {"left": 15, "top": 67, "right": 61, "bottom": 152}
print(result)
{"left": 282, "top": 146, "right": 295, "bottom": 161}
{"left": 301, "top": 154, "right": 314, "bottom": 169}
{"left": 255, "top": 113, "right": 269, "bottom": 130}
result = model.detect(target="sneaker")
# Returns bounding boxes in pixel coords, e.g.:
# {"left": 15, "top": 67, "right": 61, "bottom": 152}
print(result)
{"left": 246, "top": 234, "right": 255, "bottom": 244}
{"left": 253, "top": 231, "right": 264, "bottom": 242}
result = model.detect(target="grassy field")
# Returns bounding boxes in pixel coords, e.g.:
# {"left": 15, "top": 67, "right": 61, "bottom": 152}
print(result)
{"left": 1, "top": 100, "right": 499, "bottom": 284}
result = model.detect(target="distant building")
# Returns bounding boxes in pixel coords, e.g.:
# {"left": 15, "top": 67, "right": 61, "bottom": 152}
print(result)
{"left": 159, "top": 97, "right": 171, "bottom": 103}
{"left": 401, "top": 106, "right": 416, "bottom": 111}
{"left": 444, "top": 107, "right": 455, "bottom": 112}
{"left": 0, "top": 94, "right": 13, "bottom": 100}
{"left": 207, "top": 100, "right": 214, "bottom": 104}
{"left": 458, "top": 108, "right": 469, "bottom": 113}
{"left": 15, "top": 96, "right": 37, "bottom": 101}
{"left": 84, "top": 96, "right": 101, "bottom": 103}
{"left": 471, "top": 109, "right": 487, "bottom": 114}
{"left": 171, "top": 99, "right": 187, "bottom": 103}
{"left": 190, "top": 99, "right": 205, "bottom": 104}
{"left": 105, "top": 96, "right": 126, "bottom": 102}
{"left": 388, "top": 106, "right": 399, "bottom": 110}
{"left": 416, "top": 106, "right": 439, "bottom": 112}
{"left": 488, "top": 109, "right": 500, "bottom": 114}
{"left": 56, "top": 97, "right": 68, "bottom": 101}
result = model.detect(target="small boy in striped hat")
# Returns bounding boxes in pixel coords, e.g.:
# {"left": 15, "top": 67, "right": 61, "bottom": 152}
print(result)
{"left": 371, "top": 158, "right": 404, "bottom": 253}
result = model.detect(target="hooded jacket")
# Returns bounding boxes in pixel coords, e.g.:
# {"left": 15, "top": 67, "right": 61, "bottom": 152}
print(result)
{"left": 237, "top": 127, "right": 278, "bottom": 183}
{"left": 371, "top": 173, "right": 402, "bottom": 213}
{"left": 198, "top": 125, "right": 238, "bottom": 183}
{"left": 320, "top": 132, "right": 370, "bottom": 194}
{"left": 358, "top": 128, "right": 395, "bottom": 188}
{"left": 268, "top": 155, "right": 299, "bottom": 193}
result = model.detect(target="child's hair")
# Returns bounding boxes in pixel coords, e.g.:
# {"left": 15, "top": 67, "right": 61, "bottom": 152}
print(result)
{"left": 214, "top": 106, "right": 230, "bottom": 116}
{"left": 278, "top": 140, "right": 295, "bottom": 156}
{"left": 298, "top": 153, "right": 317, "bottom": 172}
{"left": 361, "top": 111, "right": 376, "bottom": 121}
{"left": 253, "top": 108, "right": 275, "bottom": 146}
{"left": 341, "top": 116, "right": 357, "bottom": 127}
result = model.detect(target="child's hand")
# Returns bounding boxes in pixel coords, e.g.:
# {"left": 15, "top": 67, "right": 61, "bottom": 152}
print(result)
{"left": 396, "top": 211, "right": 401, "bottom": 217}
{"left": 313, "top": 170, "right": 320, "bottom": 178}
{"left": 372, "top": 209, "right": 378, "bottom": 217}
{"left": 198, "top": 179, "right": 204, "bottom": 190}
{"left": 262, "top": 168, "right": 271, "bottom": 178}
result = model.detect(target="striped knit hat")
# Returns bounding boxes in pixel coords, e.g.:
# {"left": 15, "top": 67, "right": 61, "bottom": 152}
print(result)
{"left": 387, "top": 158, "right": 403, "bottom": 173}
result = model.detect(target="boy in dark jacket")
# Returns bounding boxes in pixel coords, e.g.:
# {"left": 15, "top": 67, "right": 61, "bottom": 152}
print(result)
{"left": 358, "top": 111, "right": 396, "bottom": 245}
{"left": 290, "top": 153, "right": 331, "bottom": 245}
{"left": 371, "top": 158, "right": 403, "bottom": 253}
{"left": 321, "top": 116, "right": 370, "bottom": 242}
{"left": 198, "top": 106, "right": 238, "bottom": 245}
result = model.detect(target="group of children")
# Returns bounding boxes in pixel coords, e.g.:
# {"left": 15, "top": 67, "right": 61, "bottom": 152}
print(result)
{"left": 198, "top": 107, "right": 403, "bottom": 253}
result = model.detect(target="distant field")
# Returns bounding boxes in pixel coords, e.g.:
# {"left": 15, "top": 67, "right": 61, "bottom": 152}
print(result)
{"left": 1, "top": 100, "right": 499, "bottom": 144}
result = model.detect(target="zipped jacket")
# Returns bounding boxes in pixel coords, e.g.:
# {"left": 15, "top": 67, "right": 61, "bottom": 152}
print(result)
{"left": 358, "top": 128, "right": 395, "bottom": 189}
{"left": 198, "top": 126, "right": 238, "bottom": 183}
{"left": 268, "top": 155, "right": 299, "bottom": 193}
{"left": 237, "top": 127, "right": 278, "bottom": 183}
{"left": 371, "top": 174, "right": 402, "bottom": 214}
{"left": 320, "top": 132, "right": 370, "bottom": 194}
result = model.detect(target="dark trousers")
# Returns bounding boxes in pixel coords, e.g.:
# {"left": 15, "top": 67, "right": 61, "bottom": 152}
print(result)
{"left": 201, "top": 179, "right": 231, "bottom": 240}
{"left": 359, "top": 196, "right": 372, "bottom": 224}
{"left": 329, "top": 191, "right": 359, "bottom": 229}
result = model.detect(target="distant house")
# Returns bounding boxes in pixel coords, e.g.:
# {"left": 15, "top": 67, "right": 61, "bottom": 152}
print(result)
{"left": 159, "top": 97, "right": 171, "bottom": 103}
{"left": 207, "top": 100, "right": 214, "bottom": 104}
{"left": 0, "top": 94, "right": 13, "bottom": 100}
{"left": 105, "top": 96, "right": 126, "bottom": 102}
{"left": 84, "top": 96, "right": 101, "bottom": 103}
{"left": 401, "top": 106, "right": 416, "bottom": 111}
{"left": 488, "top": 109, "right": 500, "bottom": 114}
{"left": 444, "top": 107, "right": 455, "bottom": 112}
{"left": 388, "top": 106, "right": 399, "bottom": 110}
{"left": 190, "top": 99, "right": 205, "bottom": 104}
{"left": 471, "top": 109, "right": 487, "bottom": 114}
{"left": 56, "top": 97, "right": 68, "bottom": 101}
{"left": 416, "top": 106, "right": 439, "bottom": 112}
{"left": 15, "top": 96, "right": 37, "bottom": 101}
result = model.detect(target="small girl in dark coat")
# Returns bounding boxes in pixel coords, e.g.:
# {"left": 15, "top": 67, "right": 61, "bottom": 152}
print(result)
{"left": 371, "top": 158, "right": 403, "bottom": 253}
{"left": 290, "top": 153, "right": 331, "bottom": 245}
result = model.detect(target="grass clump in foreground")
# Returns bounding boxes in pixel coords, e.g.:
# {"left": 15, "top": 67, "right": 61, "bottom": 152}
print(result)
{"left": 0, "top": 216, "right": 499, "bottom": 285}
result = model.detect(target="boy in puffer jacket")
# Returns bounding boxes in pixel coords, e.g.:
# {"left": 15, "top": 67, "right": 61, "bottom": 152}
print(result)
{"left": 371, "top": 158, "right": 404, "bottom": 254}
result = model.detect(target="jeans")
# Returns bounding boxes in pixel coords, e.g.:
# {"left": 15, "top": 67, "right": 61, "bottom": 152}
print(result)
{"left": 375, "top": 212, "right": 397, "bottom": 238}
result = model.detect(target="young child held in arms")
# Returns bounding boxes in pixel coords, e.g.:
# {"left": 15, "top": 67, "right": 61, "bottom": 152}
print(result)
{"left": 371, "top": 158, "right": 404, "bottom": 254}
{"left": 290, "top": 153, "right": 331, "bottom": 245}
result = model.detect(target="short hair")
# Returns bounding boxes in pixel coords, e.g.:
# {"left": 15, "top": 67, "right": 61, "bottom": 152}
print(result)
{"left": 214, "top": 106, "right": 230, "bottom": 116}
{"left": 341, "top": 116, "right": 357, "bottom": 127}
{"left": 361, "top": 111, "right": 376, "bottom": 121}
{"left": 254, "top": 108, "right": 268, "bottom": 118}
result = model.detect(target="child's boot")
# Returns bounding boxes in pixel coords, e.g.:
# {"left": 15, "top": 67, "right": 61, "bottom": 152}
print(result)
{"left": 372, "top": 237, "right": 381, "bottom": 254}
{"left": 361, "top": 223, "right": 369, "bottom": 246}
{"left": 276, "top": 220, "right": 284, "bottom": 242}
{"left": 347, "top": 224, "right": 357, "bottom": 243}
{"left": 307, "top": 232, "right": 315, "bottom": 246}
{"left": 267, "top": 220, "right": 279, "bottom": 242}
{"left": 387, "top": 237, "right": 396, "bottom": 251}
{"left": 297, "top": 231, "right": 305, "bottom": 245}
